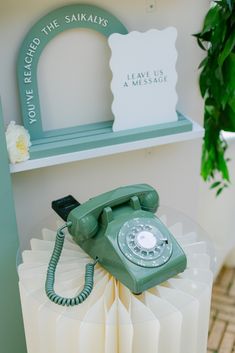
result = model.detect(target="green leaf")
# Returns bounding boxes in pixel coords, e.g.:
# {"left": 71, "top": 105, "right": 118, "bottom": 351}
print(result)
{"left": 218, "top": 31, "right": 235, "bottom": 66}
{"left": 201, "top": 143, "right": 212, "bottom": 181}
{"left": 216, "top": 187, "right": 224, "bottom": 196}
{"left": 193, "top": 31, "right": 211, "bottom": 42}
{"left": 218, "top": 150, "right": 230, "bottom": 181}
{"left": 209, "top": 76, "right": 224, "bottom": 104}
{"left": 210, "top": 181, "right": 221, "bottom": 189}
{"left": 221, "top": 106, "right": 235, "bottom": 131}
{"left": 199, "top": 70, "right": 209, "bottom": 97}
{"left": 198, "top": 57, "right": 208, "bottom": 69}
{"left": 220, "top": 88, "right": 231, "bottom": 109}
{"left": 223, "top": 53, "right": 235, "bottom": 92}
{"left": 205, "top": 104, "right": 219, "bottom": 120}
{"left": 202, "top": 5, "right": 221, "bottom": 33}
{"left": 211, "top": 19, "right": 227, "bottom": 51}
{"left": 215, "top": 66, "right": 224, "bottom": 85}
{"left": 228, "top": 96, "right": 235, "bottom": 113}
{"left": 195, "top": 36, "right": 208, "bottom": 51}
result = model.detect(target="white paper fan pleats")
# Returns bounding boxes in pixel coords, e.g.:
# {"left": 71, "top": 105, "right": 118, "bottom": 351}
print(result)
{"left": 18, "top": 216, "right": 213, "bottom": 353}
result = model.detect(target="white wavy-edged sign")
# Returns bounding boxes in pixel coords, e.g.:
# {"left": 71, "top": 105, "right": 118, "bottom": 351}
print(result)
{"left": 108, "top": 28, "right": 178, "bottom": 132}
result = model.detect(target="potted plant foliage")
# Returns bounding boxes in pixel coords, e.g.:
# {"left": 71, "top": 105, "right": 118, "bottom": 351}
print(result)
{"left": 195, "top": 0, "right": 235, "bottom": 195}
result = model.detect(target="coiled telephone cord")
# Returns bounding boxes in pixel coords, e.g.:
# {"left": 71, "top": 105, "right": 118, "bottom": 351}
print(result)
{"left": 45, "top": 222, "right": 98, "bottom": 306}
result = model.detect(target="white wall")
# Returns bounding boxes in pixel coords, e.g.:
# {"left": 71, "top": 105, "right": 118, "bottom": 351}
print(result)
{"left": 0, "top": 0, "right": 211, "bottom": 250}
{"left": 198, "top": 138, "right": 235, "bottom": 273}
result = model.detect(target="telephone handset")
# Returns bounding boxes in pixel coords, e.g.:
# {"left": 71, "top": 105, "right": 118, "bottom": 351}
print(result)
{"left": 67, "top": 184, "right": 159, "bottom": 241}
{"left": 46, "top": 184, "right": 187, "bottom": 305}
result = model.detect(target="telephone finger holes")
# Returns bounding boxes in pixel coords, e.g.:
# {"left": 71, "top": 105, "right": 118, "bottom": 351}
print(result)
{"left": 118, "top": 217, "right": 173, "bottom": 267}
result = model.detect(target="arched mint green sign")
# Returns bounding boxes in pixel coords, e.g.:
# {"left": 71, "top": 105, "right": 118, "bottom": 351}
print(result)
{"left": 17, "top": 4, "right": 128, "bottom": 140}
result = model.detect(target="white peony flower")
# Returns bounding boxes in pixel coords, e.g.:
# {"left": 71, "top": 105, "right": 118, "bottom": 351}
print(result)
{"left": 5, "top": 121, "right": 31, "bottom": 164}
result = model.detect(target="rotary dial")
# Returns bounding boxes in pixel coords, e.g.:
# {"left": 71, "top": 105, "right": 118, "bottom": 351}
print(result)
{"left": 118, "top": 217, "right": 173, "bottom": 267}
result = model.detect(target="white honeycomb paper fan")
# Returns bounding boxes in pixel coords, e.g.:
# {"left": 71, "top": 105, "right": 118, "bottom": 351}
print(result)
{"left": 18, "top": 214, "right": 213, "bottom": 353}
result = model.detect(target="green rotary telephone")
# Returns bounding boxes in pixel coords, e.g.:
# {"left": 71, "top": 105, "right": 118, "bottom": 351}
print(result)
{"left": 45, "top": 184, "right": 187, "bottom": 306}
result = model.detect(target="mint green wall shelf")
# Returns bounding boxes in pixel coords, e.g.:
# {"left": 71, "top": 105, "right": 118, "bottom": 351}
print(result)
{"left": 10, "top": 117, "right": 203, "bottom": 173}
{"left": 0, "top": 101, "right": 27, "bottom": 353}
{"left": 21, "top": 112, "right": 192, "bottom": 159}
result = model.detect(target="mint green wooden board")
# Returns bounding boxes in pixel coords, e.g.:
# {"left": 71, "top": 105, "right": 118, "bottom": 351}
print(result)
{"left": 28, "top": 112, "right": 192, "bottom": 159}
{"left": 0, "top": 101, "right": 27, "bottom": 353}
